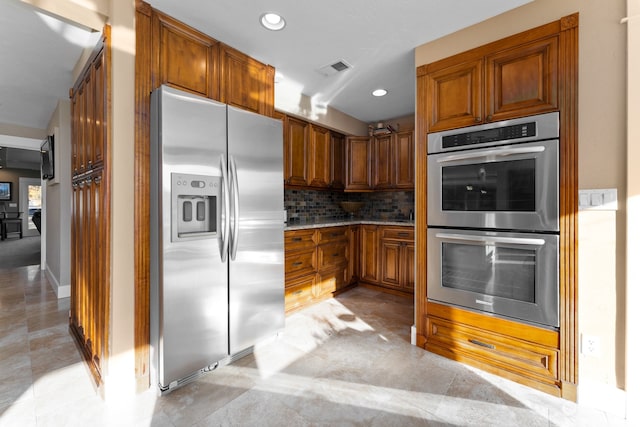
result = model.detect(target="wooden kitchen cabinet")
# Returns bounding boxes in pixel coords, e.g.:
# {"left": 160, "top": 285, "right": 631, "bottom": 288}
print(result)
{"left": 379, "top": 227, "right": 415, "bottom": 292}
{"left": 415, "top": 14, "right": 580, "bottom": 399}
{"left": 373, "top": 134, "right": 394, "bottom": 189}
{"left": 394, "top": 131, "right": 414, "bottom": 189}
{"left": 426, "top": 301, "right": 560, "bottom": 395}
{"left": 219, "top": 44, "right": 275, "bottom": 117}
{"left": 359, "top": 225, "right": 379, "bottom": 283}
{"left": 345, "top": 136, "right": 372, "bottom": 191}
{"left": 284, "top": 226, "right": 352, "bottom": 313}
{"left": 70, "top": 31, "right": 111, "bottom": 387}
{"left": 153, "top": 11, "right": 219, "bottom": 100}
{"left": 308, "top": 125, "right": 332, "bottom": 188}
{"left": 283, "top": 115, "right": 347, "bottom": 190}
{"left": 425, "top": 35, "right": 558, "bottom": 132}
{"left": 284, "top": 116, "right": 309, "bottom": 186}
{"left": 330, "top": 132, "right": 345, "bottom": 189}
{"left": 373, "top": 131, "right": 415, "bottom": 190}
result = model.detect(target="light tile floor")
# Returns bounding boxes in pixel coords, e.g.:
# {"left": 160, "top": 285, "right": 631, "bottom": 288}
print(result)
{"left": 0, "top": 265, "right": 632, "bottom": 426}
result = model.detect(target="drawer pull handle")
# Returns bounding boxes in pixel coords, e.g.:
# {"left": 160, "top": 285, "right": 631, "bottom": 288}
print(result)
{"left": 469, "top": 339, "right": 495, "bottom": 350}
{"left": 292, "top": 237, "right": 303, "bottom": 242}
{"left": 292, "top": 262, "right": 303, "bottom": 267}
{"left": 331, "top": 233, "right": 340, "bottom": 237}
{"left": 397, "top": 232, "right": 409, "bottom": 237}
{"left": 293, "top": 290, "right": 303, "bottom": 295}
{"left": 332, "top": 253, "right": 340, "bottom": 257}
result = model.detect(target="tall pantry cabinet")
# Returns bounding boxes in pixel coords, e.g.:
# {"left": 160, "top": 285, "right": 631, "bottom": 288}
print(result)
{"left": 69, "top": 28, "right": 111, "bottom": 386}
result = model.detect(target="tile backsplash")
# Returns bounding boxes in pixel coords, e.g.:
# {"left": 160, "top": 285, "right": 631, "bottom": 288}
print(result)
{"left": 285, "top": 189, "right": 415, "bottom": 223}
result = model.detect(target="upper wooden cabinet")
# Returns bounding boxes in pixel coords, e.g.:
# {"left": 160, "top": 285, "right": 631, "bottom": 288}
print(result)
{"left": 485, "top": 37, "right": 558, "bottom": 122}
{"left": 330, "top": 132, "right": 345, "bottom": 190}
{"left": 394, "top": 131, "right": 414, "bottom": 189}
{"left": 71, "top": 44, "right": 108, "bottom": 176}
{"left": 153, "top": 11, "right": 219, "bottom": 99}
{"left": 345, "top": 136, "right": 372, "bottom": 191}
{"left": 220, "top": 44, "right": 275, "bottom": 117}
{"left": 151, "top": 9, "right": 274, "bottom": 116}
{"left": 308, "top": 125, "right": 332, "bottom": 188}
{"left": 425, "top": 35, "right": 559, "bottom": 132}
{"left": 347, "top": 131, "right": 414, "bottom": 191}
{"left": 284, "top": 116, "right": 309, "bottom": 186}
{"left": 373, "top": 134, "right": 394, "bottom": 190}
{"left": 283, "top": 115, "right": 347, "bottom": 190}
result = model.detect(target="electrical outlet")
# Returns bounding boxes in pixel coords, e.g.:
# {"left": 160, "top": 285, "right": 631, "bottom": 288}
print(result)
{"left": 581, "top": 334, "right": 601, "bottom": 356}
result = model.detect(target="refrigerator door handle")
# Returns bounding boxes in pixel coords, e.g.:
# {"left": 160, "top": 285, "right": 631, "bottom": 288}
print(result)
{"left": 220, "top": 154, "right": 230, "bottom": 262}
{"left": 229, "top": 155, "right": 240, "bottom": 261}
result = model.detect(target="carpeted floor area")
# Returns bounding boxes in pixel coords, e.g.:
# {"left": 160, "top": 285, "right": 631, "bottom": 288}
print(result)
{"left": 0, "top": 236, "right": 41, "bottom": 269}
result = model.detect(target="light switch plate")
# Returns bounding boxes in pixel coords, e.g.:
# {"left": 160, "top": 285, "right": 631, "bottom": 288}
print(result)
{"left": 578, "top": 188, "right": 618, "bottom": 211}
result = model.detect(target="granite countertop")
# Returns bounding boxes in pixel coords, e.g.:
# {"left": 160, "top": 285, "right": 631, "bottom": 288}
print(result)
{"left": 285, "top": 218, "right": 415, "bottom": 231}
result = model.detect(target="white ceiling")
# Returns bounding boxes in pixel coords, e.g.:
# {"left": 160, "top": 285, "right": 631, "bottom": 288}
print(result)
{"left": 0, "top": 0, "right": 100, "bottom": 146}
{"left": 0, "top": 0, "right": 532, "bottom": 153}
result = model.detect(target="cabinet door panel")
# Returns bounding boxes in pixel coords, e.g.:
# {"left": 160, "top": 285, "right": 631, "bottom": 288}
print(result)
{"left": 220, "top": 44, "right": 273, "bottom": 116}
{"left": 373, "top": 135, "right": 394, "bottom": 189}
{"left": 380, "top": 240, "right": 402, "bottom": 288}
{"left": 92, "top": 50, "right": 106, "bottom": 167}
{"left": 485, "top": 37, "right": 558, "bottom": 122}
{"left": 330, "top": 133, "right": 345, "bottom": 189}
{"left": 395, "top": 131, "right": 414, "bottom": 189}
{"left": 284, "top": 117, "right": 309, "bottom": 186}
{"left": 155, "top": 12, "right": 218, "bottom": 99}
{"left": 308, "top": 125, "right": 331, "bottom": 187}
{"left": 345, "top": 137, "right": 372, "bottom": 191}
{"left": 360, "top": 225, "right": 378, "bottom": 282}
{"left": 404, "top": 243, "right": 415, "bottom": 291}
{"left": 427, "top": 59, "right": 483, "bottom": 132}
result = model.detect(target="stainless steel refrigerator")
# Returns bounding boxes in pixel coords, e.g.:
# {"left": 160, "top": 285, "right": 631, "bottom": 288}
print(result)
{"left": 150, "top": 85, "right": 285, "bottom": 392}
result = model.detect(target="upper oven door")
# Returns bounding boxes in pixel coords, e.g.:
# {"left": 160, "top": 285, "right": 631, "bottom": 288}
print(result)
{"left": 427, "top": 139, "right": 559, "bottom": 232}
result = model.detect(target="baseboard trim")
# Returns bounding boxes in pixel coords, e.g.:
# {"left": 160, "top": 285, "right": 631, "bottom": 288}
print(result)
{"left": 45, "top": 264, "right": 70, "bottom": 298}
{"left": 578, "top": 378, "right": 627, "bottom": 419}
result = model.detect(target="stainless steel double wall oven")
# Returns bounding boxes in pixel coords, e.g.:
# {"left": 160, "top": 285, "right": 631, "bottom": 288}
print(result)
{"left": 427, "top": 112, "right": 560, "bottom": 329}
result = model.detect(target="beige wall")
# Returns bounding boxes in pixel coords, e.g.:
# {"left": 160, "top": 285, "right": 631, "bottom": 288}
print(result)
{"left": 415, "top": 0, "right": 628, "bottom": 412}
{"left": 626, "top": 0, "right": 640, "bottom": 421}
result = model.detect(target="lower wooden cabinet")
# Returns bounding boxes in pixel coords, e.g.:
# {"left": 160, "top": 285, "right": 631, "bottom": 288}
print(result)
{"left": 426, "top": 301, "right": 561, "bottom": 396}
{"left": 285, "top": 226, "right": 352, "bottom": 313}
{"left": 360, "top": 225, "right": 414, "bottom": 295}
{"left": 285, "top": 224, "right": 415, "bottom": 312}
{"left": 380, "top": 227, "right": 414, "bottom": 292}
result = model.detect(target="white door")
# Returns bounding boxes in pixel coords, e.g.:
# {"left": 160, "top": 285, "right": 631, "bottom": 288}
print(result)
{"left": 18, "top": 177, "right": 41, "bottom": 237}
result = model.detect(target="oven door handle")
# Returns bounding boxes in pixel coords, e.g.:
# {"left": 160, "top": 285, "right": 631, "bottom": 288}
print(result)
{"left": 435, "top": 232, "right": 546, "bottom": 246}
{"left": 436, "top": 146, "right": 545, "bottom": 163}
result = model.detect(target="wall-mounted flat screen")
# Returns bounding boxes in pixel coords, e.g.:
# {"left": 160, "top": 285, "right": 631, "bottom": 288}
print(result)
{"left": 41, "top": 135, "right": 54, "bottom": 180}
{"left": 0, "top": 181, "right": 11, "bottom": 200}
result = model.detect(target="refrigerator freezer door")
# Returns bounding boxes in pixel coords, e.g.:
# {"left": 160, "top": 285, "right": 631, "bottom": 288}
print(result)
{"left": 227, "top": 106, "right": 285, "bottom": 355}
{"left": 151, "top": 86, "right": 229, "bottom": 389}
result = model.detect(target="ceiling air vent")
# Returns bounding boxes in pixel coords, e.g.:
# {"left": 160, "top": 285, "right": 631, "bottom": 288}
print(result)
{"left": 316, "top": 60, "right": 352, "bottom": 77}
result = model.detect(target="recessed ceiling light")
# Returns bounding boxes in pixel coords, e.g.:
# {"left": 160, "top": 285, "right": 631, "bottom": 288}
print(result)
{"left": 372, "top": 89, "right": 388, "bottom": 97}
{"left": 260, "top": 12, "right": 286, "bottom": 31}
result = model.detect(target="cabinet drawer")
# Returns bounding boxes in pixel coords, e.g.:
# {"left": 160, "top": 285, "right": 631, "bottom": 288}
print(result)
{"left": 317, "top": 242, "right": 347, "bottom": 271}
{"left": 426, "top": 315, "right": 558, "bottom": 383}
{"left": 285, "top": 249, "right": 316, "bottom": 278}
{"left": 317, "top": 226, "right": 348, "bottom": 244}
{"left": 285, "top": 229, "right": 316, "bottom": 251}
{"left": 285, "top": 275, "right": 314, "bottom": 312}
{"left": 381, "top": 227, "right": 414, "bottom": 241}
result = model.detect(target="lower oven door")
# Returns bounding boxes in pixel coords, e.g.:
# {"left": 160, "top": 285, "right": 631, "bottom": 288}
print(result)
{"left": 427, "top": 228, "right": 559, "bottom": 328}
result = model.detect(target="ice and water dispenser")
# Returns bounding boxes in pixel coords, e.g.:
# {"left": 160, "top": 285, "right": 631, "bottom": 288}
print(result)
{"left": 171, "top": 173, "right": 221, "bottom": 242}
